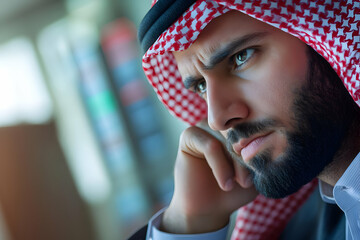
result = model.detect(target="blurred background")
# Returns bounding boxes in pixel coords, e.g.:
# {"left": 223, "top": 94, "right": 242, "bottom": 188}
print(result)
{"left": 0, "top": 0, "right": 187, "bottom": 239}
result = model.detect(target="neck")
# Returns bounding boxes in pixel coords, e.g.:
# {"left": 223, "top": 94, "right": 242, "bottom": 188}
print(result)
{"left": 318, "top": 112, "right": 360, "bottom": 186}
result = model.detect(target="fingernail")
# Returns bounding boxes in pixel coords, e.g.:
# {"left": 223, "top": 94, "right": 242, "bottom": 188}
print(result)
{"left": 224, "top": 179, "right": 234, "bottom": 191}
{"left": 244, "top": 175, "right": 253, "bottom": 188}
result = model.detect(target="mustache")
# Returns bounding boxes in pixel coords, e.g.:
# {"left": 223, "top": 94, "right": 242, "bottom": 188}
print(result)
{"left": 227, "top": 119, "right": 277, "bottom": 144}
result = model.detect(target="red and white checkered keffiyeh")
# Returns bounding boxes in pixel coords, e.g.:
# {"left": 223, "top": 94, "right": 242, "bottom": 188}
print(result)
{"left": 142, "top": 0, "right": 359, "bottom": 239}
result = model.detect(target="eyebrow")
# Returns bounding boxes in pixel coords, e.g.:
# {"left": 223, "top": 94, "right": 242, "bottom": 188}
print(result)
{"left": 205, "top": 31, "right": 269, "bottom": 70}
{"left": 183, "top": 31, "right": 269, "bottom": 90}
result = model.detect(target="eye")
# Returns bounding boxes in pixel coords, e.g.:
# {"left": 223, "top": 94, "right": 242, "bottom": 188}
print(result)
{"left": 194, "top": 79, "right": 207, "bottom": 95}
{"left": 234, "top": 48, "right": 255, "bottom": 68}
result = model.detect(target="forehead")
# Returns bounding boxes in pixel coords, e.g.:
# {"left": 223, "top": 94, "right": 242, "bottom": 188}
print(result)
{"left": 179, "top": 12, "right": 271, "bottom": 52}
{"left": 173, "top": 11, "right": 277, "bottom": 72}
{"left": 197, "top": 11, "right": 271, "bottom": 45}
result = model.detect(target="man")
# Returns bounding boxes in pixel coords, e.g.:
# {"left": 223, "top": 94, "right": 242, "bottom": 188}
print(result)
{"left": 131, "top": 0, "right": 360, "bottom": 239}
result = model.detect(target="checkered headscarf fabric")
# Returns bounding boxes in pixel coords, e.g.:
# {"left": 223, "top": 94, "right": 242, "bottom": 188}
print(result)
{"left": 143, "top": 0, "right": 360, "bottom": 125}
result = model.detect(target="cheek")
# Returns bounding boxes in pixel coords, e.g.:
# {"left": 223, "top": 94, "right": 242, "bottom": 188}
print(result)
{"left": 247, "top": 48, "right": 308, "bottom": 120}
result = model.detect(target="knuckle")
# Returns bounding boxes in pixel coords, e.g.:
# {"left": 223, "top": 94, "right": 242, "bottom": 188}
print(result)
{"left": 178, "top": 126, "right": 224, "bottom": 158}
{"left": 204, "top": 137, "right": 223, "bottom": 153}
{"left": 179, "top": 128, "right": 188, "bottom": 139}
{"left": 180, "top": 126, "right": 197, "bottom": 141}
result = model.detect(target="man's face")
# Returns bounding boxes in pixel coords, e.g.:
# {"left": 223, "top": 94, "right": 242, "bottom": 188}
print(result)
{"left": 173, "top": 11, "right": 356, "bottom": 198}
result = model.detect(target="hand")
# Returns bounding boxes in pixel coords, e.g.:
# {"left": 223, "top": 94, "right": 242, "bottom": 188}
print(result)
{"left": 161, "top": 125, "right": 258, "bottom": 234}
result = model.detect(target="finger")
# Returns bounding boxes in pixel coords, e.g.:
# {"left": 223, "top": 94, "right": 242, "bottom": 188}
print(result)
{"left": 232, "top": 158, "right": 253, "bottom": 188}
{"left": 180, "top": 126, "right": 235, "bottom": 191}
{"left": 195, "top": 120, "right": 251, "bottom": 190}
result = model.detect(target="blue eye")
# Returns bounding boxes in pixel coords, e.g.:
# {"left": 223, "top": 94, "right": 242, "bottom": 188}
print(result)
{"left": 195, "top": 79, "right": 207, "bottom": 95}
{"left": 234, "top": 48, "right": 255, "bottom": 68}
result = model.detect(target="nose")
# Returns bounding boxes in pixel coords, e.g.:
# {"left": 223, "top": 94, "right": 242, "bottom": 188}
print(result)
{"left": 207, "top": 75, "right": 249, "bottom": 131}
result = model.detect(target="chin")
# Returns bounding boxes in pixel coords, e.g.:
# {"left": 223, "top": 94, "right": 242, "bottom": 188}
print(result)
{"left": 247, "top": 150, "right": 316, "bottom": 199}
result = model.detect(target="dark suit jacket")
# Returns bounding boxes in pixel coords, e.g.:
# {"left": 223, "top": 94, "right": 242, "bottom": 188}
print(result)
{"left": 128, "top": 225, "right": 148, "bottom": 240}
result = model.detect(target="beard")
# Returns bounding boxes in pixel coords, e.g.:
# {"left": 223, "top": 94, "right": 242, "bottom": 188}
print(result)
{"left": 226, "top": 46, "right": 359, "bottom": 198}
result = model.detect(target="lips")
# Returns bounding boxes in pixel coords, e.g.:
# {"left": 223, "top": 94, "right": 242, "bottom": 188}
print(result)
{"left": 232, "top": 132, "right": 273, "bottom": 162}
